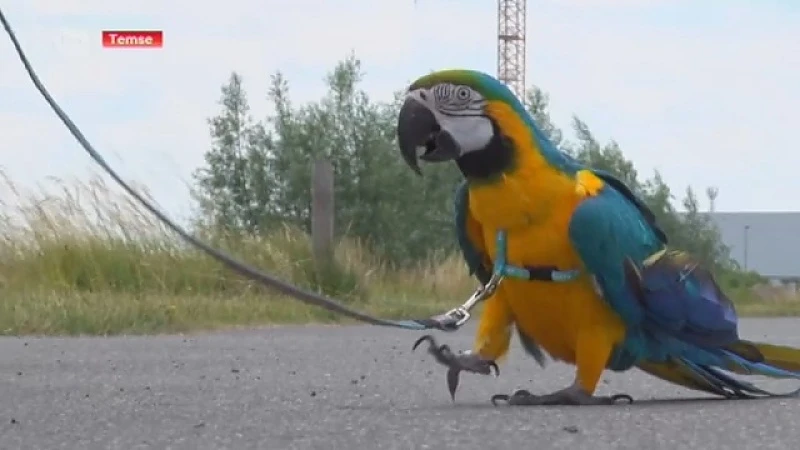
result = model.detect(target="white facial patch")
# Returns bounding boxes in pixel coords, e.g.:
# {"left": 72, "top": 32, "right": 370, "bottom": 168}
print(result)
{"left": 437, "top": 114, "right": 493, "bottom": 155}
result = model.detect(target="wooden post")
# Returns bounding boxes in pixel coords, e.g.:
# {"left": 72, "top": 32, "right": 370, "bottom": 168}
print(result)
{"left": 311, "top": 159, "right": 334, "bottom": 267}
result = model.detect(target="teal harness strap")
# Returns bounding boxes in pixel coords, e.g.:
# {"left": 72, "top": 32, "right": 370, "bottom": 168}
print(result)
{"left": 492, "top": 231, "right": 581, "bottom": 282}
{"left": 412, "top": 230, "right": 584, "bottom": 332}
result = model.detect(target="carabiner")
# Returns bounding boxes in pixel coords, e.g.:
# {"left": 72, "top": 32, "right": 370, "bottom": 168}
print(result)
{"left": 427, "top": 272, "right": 504, "bottom": 331}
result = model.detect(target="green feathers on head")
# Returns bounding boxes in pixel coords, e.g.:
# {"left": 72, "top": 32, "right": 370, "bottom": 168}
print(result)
{"left": 408, "top": 69, "right": 522, "bottom": 107}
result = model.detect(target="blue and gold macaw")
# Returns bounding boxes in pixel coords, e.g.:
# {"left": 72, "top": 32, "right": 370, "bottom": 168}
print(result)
{"left": 396, "top": 69, "right": 800, "bottom": 406}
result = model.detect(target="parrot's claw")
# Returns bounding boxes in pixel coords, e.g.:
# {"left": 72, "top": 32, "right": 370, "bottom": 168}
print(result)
{"left": 490, "top": 386, "right": 634, "bottom": 406}
{"left": 412, "top": 334, "right": 498, "bottom": 401}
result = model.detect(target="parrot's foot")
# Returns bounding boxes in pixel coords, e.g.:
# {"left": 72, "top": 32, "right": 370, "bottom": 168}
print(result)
{"left": 490, "top": 384, "right": 634, "bottom": 406}
{"left": 412, "top": 334, "right": 498, "bottom": 401}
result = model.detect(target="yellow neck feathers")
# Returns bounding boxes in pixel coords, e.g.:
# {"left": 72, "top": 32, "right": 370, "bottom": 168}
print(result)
{"left": 467, "top": 101, "right": 604, "bottom": 230}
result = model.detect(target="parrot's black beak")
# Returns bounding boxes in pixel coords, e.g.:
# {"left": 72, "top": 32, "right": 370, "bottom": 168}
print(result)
{"left": 396, "top": 96, "right": 461, "bottom": 175}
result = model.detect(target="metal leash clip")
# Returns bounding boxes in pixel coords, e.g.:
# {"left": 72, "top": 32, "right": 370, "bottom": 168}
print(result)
{"left": 428, "top": 272, "right": 504, "bottom": 331}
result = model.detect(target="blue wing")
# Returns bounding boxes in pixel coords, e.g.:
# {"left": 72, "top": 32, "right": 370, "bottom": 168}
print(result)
{"left": 568, "top": 181, "right": 740, "bottom": 351}
{"left": 454, "top": 180, "right": 491, "bottom": 284}
{"left": 568, "top": 181, "right": 800, "bottom": 398}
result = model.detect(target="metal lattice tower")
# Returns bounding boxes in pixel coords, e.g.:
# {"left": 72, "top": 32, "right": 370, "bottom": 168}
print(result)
{"left": 497, "top": 0, "right": 527, "bottom": 99}
{"left": 413, "top": 0, "right": 527, "bottom": 99}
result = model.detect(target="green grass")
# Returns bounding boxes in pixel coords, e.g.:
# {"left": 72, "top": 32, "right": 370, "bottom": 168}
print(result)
{"left": 729, "top": 287, "right": 800, "bottom": 317}
{"left": 0, "top": 170, "right": 797, "bottom": 336}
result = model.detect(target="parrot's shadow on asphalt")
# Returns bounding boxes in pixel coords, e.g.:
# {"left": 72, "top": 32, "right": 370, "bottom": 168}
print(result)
{"left": 496, "top": 396, "right": 777, "bottom": 408}
{"left": 378, "top": 396, "right": 784, "bottom": 412}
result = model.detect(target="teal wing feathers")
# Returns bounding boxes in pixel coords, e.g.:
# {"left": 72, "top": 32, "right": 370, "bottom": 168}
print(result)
{"left": 589, "top": 169, "right": 668, "bottom": 244}
{"left": 454, "top": 180, "right": 491, "bottom": 284}
{"left": 568, "top": 179, "right": 741, "bottom": 347}
{"left": 568, "top": 184, "right": 664, "bottom": 328}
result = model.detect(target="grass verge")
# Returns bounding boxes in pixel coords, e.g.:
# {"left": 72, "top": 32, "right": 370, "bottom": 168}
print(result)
{"left": 0, "top": 171, "right": 797, "bottom": 336}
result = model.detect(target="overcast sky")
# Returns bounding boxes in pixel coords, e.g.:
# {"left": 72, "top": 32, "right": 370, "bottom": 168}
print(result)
{"left": 1, "top": 0, "right": 798, "bottom": 220}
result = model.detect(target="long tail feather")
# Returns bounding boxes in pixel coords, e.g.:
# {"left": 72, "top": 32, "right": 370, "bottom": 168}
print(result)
{"left": 636, "top": 359, "right": 729, "bottom": 397}
{"left": 637, "top": 340, "right": 800, "bottom": 399}
{"left": 722, "top": 340, "right": 800, "bottom": 378}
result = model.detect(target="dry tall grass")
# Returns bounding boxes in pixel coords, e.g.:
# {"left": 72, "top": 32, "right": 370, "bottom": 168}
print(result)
{"left": 0, "top": 170, "right": 796, "bottom": 336}
{"left": 0, "top": 170, "right": 473, "bottom": 335}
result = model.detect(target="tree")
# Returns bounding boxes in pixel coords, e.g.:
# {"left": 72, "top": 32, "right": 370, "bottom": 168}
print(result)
{"left": 195, "top": 56, "right": 463, "bottom": 264}
{"left": 268, "top": 56, "right": 468, "bottom": 263}
{"left": 193, "top": 73, "right": 274, "bottom": 233}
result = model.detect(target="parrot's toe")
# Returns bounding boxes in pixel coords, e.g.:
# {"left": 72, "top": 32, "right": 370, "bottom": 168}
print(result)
{"left": 412, "top": 334, "right": 498, "bottom": 401}
{"left": 490, "top": 386, "right": 634, "bottom": 406}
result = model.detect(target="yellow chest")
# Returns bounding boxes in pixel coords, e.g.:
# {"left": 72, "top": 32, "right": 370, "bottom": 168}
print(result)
{"left": 468, "top": 180, "right": 625, "bottom": 363}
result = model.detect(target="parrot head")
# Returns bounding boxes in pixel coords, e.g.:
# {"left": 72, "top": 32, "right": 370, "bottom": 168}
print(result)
{"left": 396, "top": 69, "right": 526, "bottom": 180}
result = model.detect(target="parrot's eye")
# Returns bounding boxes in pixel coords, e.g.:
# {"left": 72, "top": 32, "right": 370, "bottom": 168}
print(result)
{"left": 455, "top": 86, "right": 471, "bottom": 101}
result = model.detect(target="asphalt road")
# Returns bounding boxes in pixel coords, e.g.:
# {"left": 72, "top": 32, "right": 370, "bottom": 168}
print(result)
{"left": 2, "top": 318, "right": 800, "bottom": 450}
